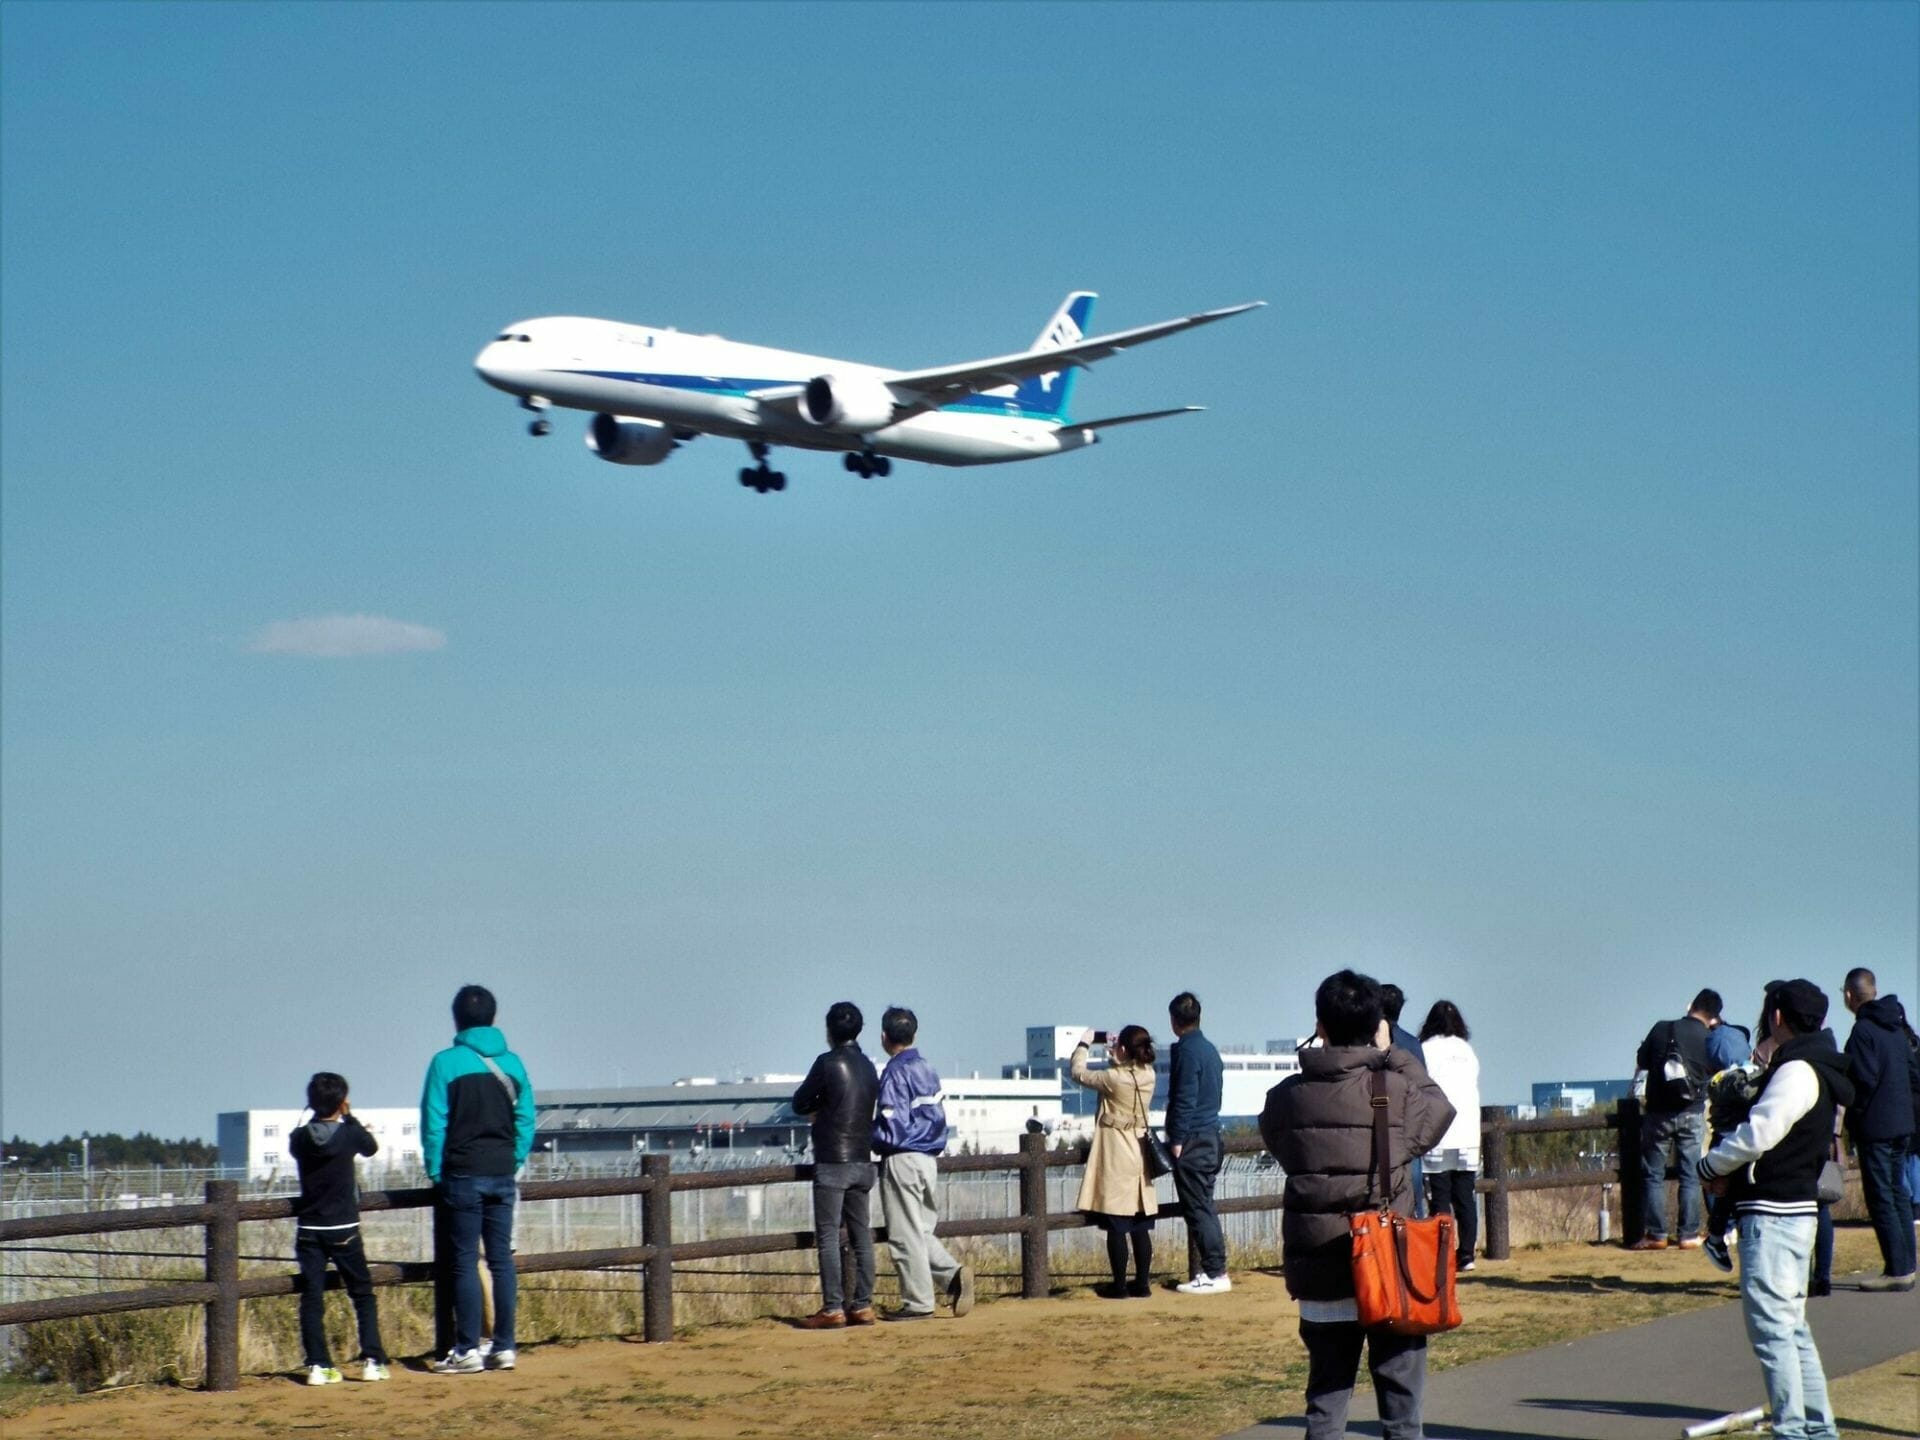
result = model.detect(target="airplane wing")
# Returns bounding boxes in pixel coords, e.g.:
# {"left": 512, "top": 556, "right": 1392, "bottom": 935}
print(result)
{"left": 883, "top": 300, "right": 1264, "bottom": 417}
{"left": 1068, "top": 406, "right": 1204, "bottom": 430}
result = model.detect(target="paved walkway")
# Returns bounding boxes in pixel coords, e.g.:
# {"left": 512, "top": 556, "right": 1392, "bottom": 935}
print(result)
{"left": 1223, "top": 1270, "right": 1919, "bottom": 1439}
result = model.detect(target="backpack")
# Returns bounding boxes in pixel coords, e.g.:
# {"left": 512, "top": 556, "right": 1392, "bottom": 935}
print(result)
{"left": 1656, "top": 1022, "right": 1698, "bottom": 1109}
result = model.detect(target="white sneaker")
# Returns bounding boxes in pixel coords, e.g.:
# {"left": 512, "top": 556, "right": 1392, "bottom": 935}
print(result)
{"left": 477, "top": 1338, "right": 493, "bottom": 1358}
{"left": 430, "top": 1349, "right": 483, "bottom": 1375}
{"left": 360, "top": 1359, "right": 390, "bottom": 1382}
{"left": 305, "top": 1365, "right": 343, "bottom": 1386}
{"left": 1176, "top": 1273, "right": 1231, "bottom": 1294}
{"left": 485, "top": 1348, "right": 516, "bottom": 1371}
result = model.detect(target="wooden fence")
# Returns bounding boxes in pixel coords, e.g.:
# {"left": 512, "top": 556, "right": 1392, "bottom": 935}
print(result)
{"left": 0, "top": 1102, "right": 1727, "bottom": 1390}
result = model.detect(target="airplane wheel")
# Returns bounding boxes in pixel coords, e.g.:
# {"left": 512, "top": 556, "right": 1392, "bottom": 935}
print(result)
{"left": 529, "top": 419, "right": 552, "bottom": 437}
{"left": 739, "top": 468, "right": 755, "bottom": 488}
{"left": 843, "top": 453, "right": 860, "bottom": 473}
{"left": 874, "top": 457, "right": 892, "bottom": 477}
{"left": 771, "top": 472, "right": 787, "bottom": 492}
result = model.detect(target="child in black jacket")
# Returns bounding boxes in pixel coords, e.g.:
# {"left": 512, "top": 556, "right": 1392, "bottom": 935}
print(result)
{"left": 289, "top": 1072, "right": 389, "bottom": 1384}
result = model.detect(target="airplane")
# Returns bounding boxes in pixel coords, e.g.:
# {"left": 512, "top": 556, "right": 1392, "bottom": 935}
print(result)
{"left": 472, "top": 292, "right": 1264, "bottom": 493}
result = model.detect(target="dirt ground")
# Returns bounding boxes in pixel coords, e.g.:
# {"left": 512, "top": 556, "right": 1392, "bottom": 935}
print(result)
{"left": 3, "top": 1234, "right": 1905, "bottom": 1440}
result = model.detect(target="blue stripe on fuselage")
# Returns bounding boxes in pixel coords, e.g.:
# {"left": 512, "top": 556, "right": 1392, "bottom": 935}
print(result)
{"left": 560, "top": 370, "right": 1064, "bottom": 420}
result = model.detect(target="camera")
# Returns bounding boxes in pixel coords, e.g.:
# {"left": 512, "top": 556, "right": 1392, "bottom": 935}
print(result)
{"left": 1092, "top": 1030, "right": 1110, "bottom": 1045}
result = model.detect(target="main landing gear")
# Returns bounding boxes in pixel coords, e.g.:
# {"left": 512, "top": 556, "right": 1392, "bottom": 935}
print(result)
{"left": 739, "top": 441, "right": 786, "bottom": 494}
{"left": 521, "top": 395, "right": 552, "bottom": 437}
{"left": 843, "top": 450, "right": 891, "bottom": 478}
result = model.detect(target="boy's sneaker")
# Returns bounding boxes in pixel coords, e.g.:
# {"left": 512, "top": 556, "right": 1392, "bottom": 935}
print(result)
{"left": 1702, "top": 1233, "right": 1732, "bottom": 1273}
{"left": 305, "top": 1365, "right": 343, "bottom": 1386}
{"left": 485, "top": 1348, "right": 516, "bottom": 1370}
{"left": 430, "top": 1349, "right": 483, "bottom": 1375}
{"left": 360, "top": 1359, "right": 390, "bottom": 1382}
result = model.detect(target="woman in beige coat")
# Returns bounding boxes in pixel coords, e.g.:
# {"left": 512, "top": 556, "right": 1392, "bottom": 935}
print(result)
{"left": 1070, "top": 1025, "right": 1160, "bottom": 1296}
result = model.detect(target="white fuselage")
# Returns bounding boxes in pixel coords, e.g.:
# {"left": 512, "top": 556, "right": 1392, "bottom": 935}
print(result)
{"left": 474, "top": 316, "right": 1096, "bottom": 467}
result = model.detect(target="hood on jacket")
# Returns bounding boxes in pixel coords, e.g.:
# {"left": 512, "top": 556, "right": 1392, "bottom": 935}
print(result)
{"left": 1780, "top": 1029, "right": 1855, "bottom": 1110}
{"left": 455, "top": 1025, "right": 510, "bottom": 1058}
{"left": 1854, "top": 995, "right": 1909, "bottom": 1033}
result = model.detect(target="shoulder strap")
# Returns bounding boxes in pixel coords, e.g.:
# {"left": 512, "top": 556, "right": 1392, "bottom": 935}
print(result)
{"left": 1368, "top": 1065, "right": 1392, "bottom": 1210}
{"left": 476, "top": 1053, "right": 519, "bottom": 1104}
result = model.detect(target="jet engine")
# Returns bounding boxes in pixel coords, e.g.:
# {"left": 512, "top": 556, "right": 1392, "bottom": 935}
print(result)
{"left": 586, "top": 413, "right": 678, "bottom": 466}
{"left": 798, "top": 373, "right": 895, "bottom": 432}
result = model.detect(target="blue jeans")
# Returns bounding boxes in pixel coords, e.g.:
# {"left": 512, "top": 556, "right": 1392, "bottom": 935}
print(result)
{"left": 441, "top": 1173, "right": 517, "bottom": 1353}
{"left": 1856, "top": 1137, "right": 1917, "bottom": 1277}
{"left": 1640, "top": 1108, "right": 1704, "bottom": 1240}
{"left": 1736, "top": 1213, "right": 1837, "bottom": 1440}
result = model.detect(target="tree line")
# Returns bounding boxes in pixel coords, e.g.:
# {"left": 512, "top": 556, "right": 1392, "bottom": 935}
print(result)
{"left": 3, "top": 1132, "right": 219, "bottom": 1169}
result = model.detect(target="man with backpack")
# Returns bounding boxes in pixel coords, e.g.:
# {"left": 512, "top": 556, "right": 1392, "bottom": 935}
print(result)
{"left": 1629, "top": 991, "right": 1716, "bottom": 1250}
{"left": 422, "top": 984, "right": 536, "bottom": 1373}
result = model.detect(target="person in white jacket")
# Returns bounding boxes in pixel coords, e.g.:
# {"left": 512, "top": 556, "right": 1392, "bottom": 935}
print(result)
{"left": 1417, "top": 1000, "right": 1483, "bottom": 1272}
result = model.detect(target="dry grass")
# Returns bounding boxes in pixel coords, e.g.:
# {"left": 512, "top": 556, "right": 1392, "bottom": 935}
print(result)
{"left": 6, "top": 1231, "right": 1892, "bottom": 1440}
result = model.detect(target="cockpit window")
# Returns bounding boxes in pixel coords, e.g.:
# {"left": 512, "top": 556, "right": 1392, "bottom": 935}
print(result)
{"left": 495, "top": 332, "right": 534, "bottom": 342}
{"left": 517, "top": 334, "right": 531, "bottom": 342}
{"left": 497, "top": 333, "right": 513, "bottom": 341}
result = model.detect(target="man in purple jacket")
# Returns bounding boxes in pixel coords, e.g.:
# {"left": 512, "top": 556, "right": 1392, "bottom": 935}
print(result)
{"left": 872, "top": 1006, "right": 974, "bottom": 1321}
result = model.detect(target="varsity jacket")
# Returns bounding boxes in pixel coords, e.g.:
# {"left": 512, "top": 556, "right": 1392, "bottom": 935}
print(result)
{"left": 1697, "top": 1030, "right": 1854, "bottom": 1217}
{"left": 421, "top": 1025, "right": 535, "bottom": 1182}
{"left": 872, "top": 1047, "right": 949, "bottom": 1157}
{"left": 289, "top": 1114, "right": 377, "bottom": 1229}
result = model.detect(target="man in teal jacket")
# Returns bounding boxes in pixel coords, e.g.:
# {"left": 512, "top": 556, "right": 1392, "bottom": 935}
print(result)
{"left": 422, "top": 984, "right": 535, "bottom": 1373}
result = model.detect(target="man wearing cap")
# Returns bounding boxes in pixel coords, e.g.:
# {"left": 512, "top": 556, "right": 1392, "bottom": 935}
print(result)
{"left": 1698, "top": 980, "right": 1855, "bottom": 1440}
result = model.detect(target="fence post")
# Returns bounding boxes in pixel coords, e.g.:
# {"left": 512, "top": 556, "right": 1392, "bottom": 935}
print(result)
{"left": 1617, "top": 1099, "right": 1644, "bottom": 1245}
{"left": 641, "top": 1154, "right": 674, "bottom": 1342}
{"left": 1481, "top": 1107, "right": 1510, "bottom": 1261}
{"left": 203, "top": 1179, "right": 240, "bottom": 1391}
{"left": 1018, "top": 1131, "right": 1050, "bottom": 1299}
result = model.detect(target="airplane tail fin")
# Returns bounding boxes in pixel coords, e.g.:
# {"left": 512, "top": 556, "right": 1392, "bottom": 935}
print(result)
{"left": 1012, "top": 291, "right": 1097, "bottom": 421}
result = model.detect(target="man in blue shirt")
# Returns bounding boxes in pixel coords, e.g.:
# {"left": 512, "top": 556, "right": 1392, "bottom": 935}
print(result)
{"left": 871, "top": 1006, "right": 975, "bottom": 1320}
{"left": 1168, "top": 991, "right": 1229, "bottom": 1294}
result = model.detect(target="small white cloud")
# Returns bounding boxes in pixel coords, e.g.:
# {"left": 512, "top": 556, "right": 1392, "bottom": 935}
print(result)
{"left": 248, "top": 613, "right": 447, "bottom": 659}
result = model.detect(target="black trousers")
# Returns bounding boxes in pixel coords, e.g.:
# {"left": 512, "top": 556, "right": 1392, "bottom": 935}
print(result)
{"left": 295, "top": 1228, "right": 387, "bottom": 1367}
{"left": 1300, "top": 1319, "right": 1426, "bottom": 1440}
{"left": 1172, "top": 1129, "right": 1228, "bottom": 1278}
{"left": 1425, "top": 1169, "right": 1479, "bottom": 1264}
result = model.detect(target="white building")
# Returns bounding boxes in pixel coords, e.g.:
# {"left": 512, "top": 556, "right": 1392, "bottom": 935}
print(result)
{"left": 217, "top": 1108, "right": 422, "bottom": 1180}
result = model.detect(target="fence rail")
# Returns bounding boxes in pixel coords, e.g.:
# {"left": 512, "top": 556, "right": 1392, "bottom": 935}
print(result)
{"left": 0, "top": 1102, "right": 1763, "bottom": 1390}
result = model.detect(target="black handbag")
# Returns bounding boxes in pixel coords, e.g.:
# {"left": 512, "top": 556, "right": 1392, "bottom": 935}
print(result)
{"left": 1134, "top": 1084, "right": 1173, "bottom": 1179}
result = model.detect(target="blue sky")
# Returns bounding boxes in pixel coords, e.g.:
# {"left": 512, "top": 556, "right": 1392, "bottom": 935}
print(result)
{"left": 3, "top": 2, "right": 1915, "bottom": 1140}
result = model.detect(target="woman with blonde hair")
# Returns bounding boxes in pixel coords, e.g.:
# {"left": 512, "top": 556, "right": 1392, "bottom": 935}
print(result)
{"left": 1070, "top": 1025, "right": 1160, "bottom": 1296}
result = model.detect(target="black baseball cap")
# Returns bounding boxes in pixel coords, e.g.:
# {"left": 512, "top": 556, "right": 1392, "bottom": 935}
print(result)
{"left": 1765, "top": 979, "right": 1828, "bottom": 1034}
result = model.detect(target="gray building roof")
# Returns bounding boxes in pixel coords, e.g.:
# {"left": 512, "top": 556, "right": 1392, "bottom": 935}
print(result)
{"left": 537, "top": 1083, "right": 799, "bottom": 1135}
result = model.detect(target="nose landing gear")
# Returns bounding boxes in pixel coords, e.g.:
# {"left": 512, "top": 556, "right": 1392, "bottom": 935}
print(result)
{"left": 520, "top": 395, "right": 552, "bottom": 437}
{"left": 739, "top": 441, "right": 787, "bottom": 494}
{"left": 843, "top": 450, "right": 891, "bottom": 478}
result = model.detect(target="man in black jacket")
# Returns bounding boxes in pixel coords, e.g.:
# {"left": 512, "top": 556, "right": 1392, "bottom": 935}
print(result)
{"left": 1841, "top": 968, "right": 1917, "bottom": 1288}
{"left": 791, "top": 1000, "right": 881, "bottom": 1328}
{"left": 1629, "top": 993, "right": 1715, "bottom": 1249}
{"left": 1699, "top": 980, "right": 1856, "bottom": 1440}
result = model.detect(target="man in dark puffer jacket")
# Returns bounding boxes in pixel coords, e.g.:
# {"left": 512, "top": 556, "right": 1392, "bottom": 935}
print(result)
{"left": 1261, "top": 970, "right": 1454, "bottom": 1440}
